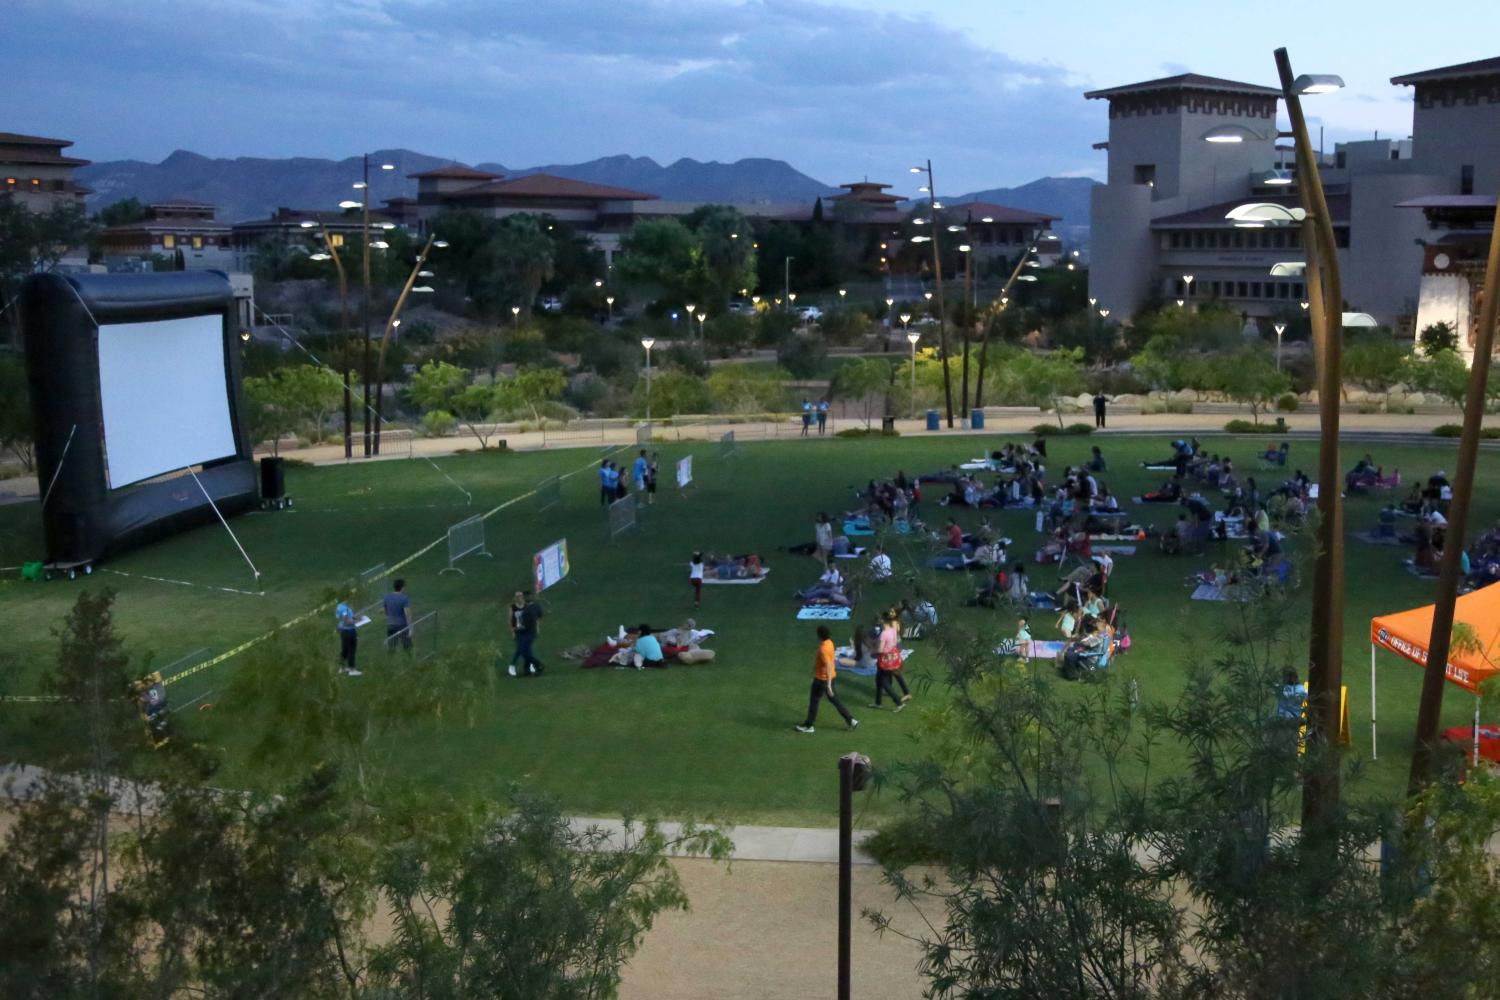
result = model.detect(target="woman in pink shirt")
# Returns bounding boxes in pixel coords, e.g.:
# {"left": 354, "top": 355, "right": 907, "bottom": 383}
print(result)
{"left": 874, "top": 615, "right": 911, "bottom": 710}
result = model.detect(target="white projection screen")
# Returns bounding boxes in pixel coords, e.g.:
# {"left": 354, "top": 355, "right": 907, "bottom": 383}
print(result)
{"left": 96, "top": 315, "right": 238, "bottom": 488}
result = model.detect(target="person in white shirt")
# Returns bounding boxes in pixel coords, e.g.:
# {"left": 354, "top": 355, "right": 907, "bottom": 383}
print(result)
{"left": 868, "top": 545, "right": 892, "bottom": 581}
{"left": 819, "top": 565, "right": 843, "bottom": 588}
{"left": 689, "top": 552, "right": 705, "bottom": 608}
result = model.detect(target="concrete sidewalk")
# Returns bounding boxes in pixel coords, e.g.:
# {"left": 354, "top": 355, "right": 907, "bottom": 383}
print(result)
{"left": 569, "top": 816, "right": 880, "bottom": 864}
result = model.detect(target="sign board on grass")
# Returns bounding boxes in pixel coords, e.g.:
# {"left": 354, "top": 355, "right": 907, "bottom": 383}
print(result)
{"left": 676, "top": 454, "right": 693, "bottom": 490}
{"left": 533, "top": 538, "right": 570, "bottom": 593}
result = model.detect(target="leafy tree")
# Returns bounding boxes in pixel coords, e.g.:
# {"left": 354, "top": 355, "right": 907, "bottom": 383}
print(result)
{"left": 1420, "top": 320, "right": 1460, "bottom": 357}
{"left": 95, "top": 196, "right": 148, "bottom": 227}
{"left": 498, "top": 366, "right": 566, "bottom": 424}
{"left": 835, "top": 357, "right": 895, "bottom": 428}
{"left": 993, "top": 348, "right": 1085, "bottom": 428}
{"left": 369, "top": 793, "right": 729, "bottom": 999}
{"left": 1212, "top": 347, "right": 1291, "bottom": 423}
{"left": 0, "top": 196, "right": 97, "bottom": 342}
{"left": 683, "top": 204, "right": 756, "bottom": 306}
{"left": 1405, "top": 347, "right": 1470, "bottom": 409}
{"left": 406, "top": 359, "right": 469, "bottom": 413}
{"left": 0, "top": 349, "right": 35, "bottom": 469}
{"left": 243, "top": 364, "right": 344, "bottom": 453}
{"left": 1343, "top": 332, "right": 1410, "bottom": 407}
{"left": 707, "top": 364, "right": 790, "bottom": 413}
{"left": 616, "top": 218, "right": 701, "bottom": 303}
{"left": 431, "top": 211, "right": 556, "bottom": 322}
{"left": 635, "top": 369, "right": 711, "bottom": 417}
{"left": 702, "top": 313, "right": 756, "bottom": 356}
{"left": 776, "top": 333, "right": 828, "bottom": 379}
{"left": 1051, "top": 309, "right": 1122, "bottom": 363}
{"left": 406, "top": 359, "right": 507, "bottom": 449}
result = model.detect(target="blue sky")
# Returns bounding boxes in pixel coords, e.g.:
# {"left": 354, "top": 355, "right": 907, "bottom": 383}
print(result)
{"left": 8, "top": 0, "right": 1498, "bottom": 194}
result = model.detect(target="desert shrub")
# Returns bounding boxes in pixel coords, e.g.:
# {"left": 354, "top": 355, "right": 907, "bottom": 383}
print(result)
{"left": 1276, "top": 393, "right": 1299, "bottom": 412}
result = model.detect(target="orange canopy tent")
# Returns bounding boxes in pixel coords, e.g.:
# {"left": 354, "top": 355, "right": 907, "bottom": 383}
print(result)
{"left": 1369, "top": 582, "right": 1500, "bottom": 760}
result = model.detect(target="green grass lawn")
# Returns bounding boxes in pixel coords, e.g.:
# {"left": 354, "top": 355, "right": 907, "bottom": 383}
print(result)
{"left": 0, "top": 433, "right": 1487, "bottom": 826}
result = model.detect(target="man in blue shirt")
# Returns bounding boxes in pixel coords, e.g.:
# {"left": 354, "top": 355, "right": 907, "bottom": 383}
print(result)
{"left": 633, "top": 450, "right": 649, "bottom": 492}
{"left": 633, "top": 624, "right": 666, "bottom": 669}
{"left": 599, "top": 460, "right": 613, "bottom": 506}
{"left": 383, "top": 579, "right": 412, "bottom": 654}
{"left": 816, "top": 399, "right": 829, "bottom": 435}
{"left": 335, "top": 598, "right": 361, "bottom": 676}
{"left": 801, "top": 399, "right": 812, "bottom": 437}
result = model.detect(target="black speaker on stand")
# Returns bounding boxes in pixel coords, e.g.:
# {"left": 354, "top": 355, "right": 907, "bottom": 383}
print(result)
{"left": 259, "top": 456, "right": 289, "bottom": 510}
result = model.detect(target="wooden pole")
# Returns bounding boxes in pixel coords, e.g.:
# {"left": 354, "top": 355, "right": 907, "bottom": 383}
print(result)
{"left": 321, "top": 226, "right": 353, "bottom": 459}
{"left": 1276, "top": 46, "right": 1345, "bottom": 827}
{"left": 1408, "top": 193, "right": 1500, "bottom": 794}
{"left": 374, "top": 235, "right": 436, "bottom": 453}
{"left": 974, "top": 248, "right": 1034, "bottom": 408}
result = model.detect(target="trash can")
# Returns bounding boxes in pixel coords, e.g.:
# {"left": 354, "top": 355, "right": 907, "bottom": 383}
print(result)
{"left": 925, "top": 409, "right": 940, "bottom": 431}
{"left": 881, "top": 415, "right": 896, "bottom": 434}
{"left": 970, "top": 408, "right": 985, "bottom": 430}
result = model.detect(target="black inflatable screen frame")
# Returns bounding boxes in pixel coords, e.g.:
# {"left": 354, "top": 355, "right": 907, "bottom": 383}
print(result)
{"left": 21, "top": 271, "right": 256, "bottom": 566}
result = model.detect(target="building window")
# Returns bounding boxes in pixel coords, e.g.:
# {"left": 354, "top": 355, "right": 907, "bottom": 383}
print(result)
{"left": 1175, "top": 279, "right": 1185, "bottom": 296}
{"left": 1251, "top": 282, "right": 1262, "bottom": 298}
{"left": 1237, "top": 282, "right": 1248, "bottom": 298}
{"left": 162, "top": 234, "right": 176, "bottom": 249}
{"left": 1294, "top": 283, "right": 1305, "bottom": 299}
{"left": 4, "top": 177, "right": 14, "bottom": 187}
{"left": 31, "top": 178, "right": 41, "bottom": 187}
{"left": 1289, "top": 231, "right": 1301, "bottom": 249}
{"left": 1335, "top": 229, "right": 1350, "bottom": 248}
{"left": 1278, "top": 282, "right": 1290, "bottom": 299}
{"left": 1335, "top": 150, "right": 1347, "bottom": 168}
{"left": 1193, "top": 232, "right": 1205, "bottom": 249}
{"left": 1273, "top": 231, "right": 1286, "bottom": 249}
{"left": 331, "top": 233, "right": 345, "bottom": 247}
{"left": 1169, "top": 232, "right": 1181, "bottom": 249}
{"left": 192, "top": 236, "right": 203, "bottom": 249}
{"left": 1232, "top": 231, "right": 1244, "bottom": 248}
{"left": 1462, "top": 164, "right": 1475, "bottom": 195}
{"left": 1134, "top": 164, "right": 1156, "bottom": 188}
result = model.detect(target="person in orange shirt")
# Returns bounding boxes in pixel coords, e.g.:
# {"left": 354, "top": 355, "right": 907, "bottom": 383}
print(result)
{"left": 795, "top": 625, "right": 858, "bottom": 734}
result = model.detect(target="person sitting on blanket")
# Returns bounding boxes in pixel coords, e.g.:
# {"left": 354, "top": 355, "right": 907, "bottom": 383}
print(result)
{"left": 868, "top": 545, "right": 892, "bottom": 581}
{"left": 1345, "top": 455, "right": 1380, "bottom": 493}
{"left": 1143, "top": 439, "right": 1193, "bottom": 471}
{"left": 1160, "top": 513, "right": 1191, "bottom": 555}
{"left": 1141, "top": 477, "right": 1184, "bottom": 503}
{"left": 1055, "top": 598, "right": 1081, "bottom": 640}
{"left": 797, "top": 566, "right": 852, "bottom": 606}
{"left": 704, "top": 552, "right": 767, "bottom": 579}
{"left": 945, "top": 519, "right": 965, "bottom": 549}
{"left": 1059, "top": 617, "right": 1115, "bottom": 680}
{"left": 837, "top": 621, "right": 881, "bottom": 671}
{"left": 1086, "top": 446, "right": 1107, "bottom": 473}
{"left": 1036, "top": 526, "right": 1071, "bottom": 564}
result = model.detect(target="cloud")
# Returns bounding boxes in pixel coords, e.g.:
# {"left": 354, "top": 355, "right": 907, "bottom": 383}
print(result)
{"left": 5, "top": 0, "right": 1102, "bottom": 192}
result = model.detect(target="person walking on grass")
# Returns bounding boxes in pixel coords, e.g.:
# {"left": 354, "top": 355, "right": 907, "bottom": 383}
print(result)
{"left": 633, "top": 449, "right": 649, "bottom": 494}
{"left": 801, "top": 398, "right": 813, "bottom": 437}
{"left": 383, "top": 578, "right": 412, "bottom": 654}
{"left": 1093, "top": 390, "right": 1108, "bottom": 429}
{"left": 506, "top": 589, "right": 544, "bottom": 677}
{"left": 599, "top": 459, "right": 614, "bottom": 507}
{"left": 815, "top": 512, "right": 834, "bottom": 570}
{"left": 796, "top": 625, "right": 858, "bottom": 734}
{"left": 817, "top": 399, "right": 829, "bottom": 435}
{"left": 873, "top": 614, "right": 910, "bottom": 710}
{"left": 689, "top": 551, "right": 705, "bottom": 608}
{"left": 335, "top": 596, "right": 361, "bottom": 677}
{"left": 646, "top": 451, "right": 660, "bottom": 505}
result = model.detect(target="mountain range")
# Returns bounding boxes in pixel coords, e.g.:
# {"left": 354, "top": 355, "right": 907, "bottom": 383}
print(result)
{"left": 76, "top": 149, "right": 1098, "bottom": 239}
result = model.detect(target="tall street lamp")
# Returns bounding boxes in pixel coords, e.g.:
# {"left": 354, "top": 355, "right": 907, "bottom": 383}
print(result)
{"left": 783, "top": 256, "right": 794, "bottom": 306}
{"left": 975, "top": 244, "right": 1041, "bottom": 408}
{"left": 911, "top": 160, "right": 953, "bottom": 427}
{"left": 641, "top": 337, "right": 655, "bottom": 427}
{"left": 511, "top": 305, "right": 521, "bottom": 332}
{"left": 354, "top": 156, "right": 395, "bottom": 455}
{"left": 696, "top": 310, "right": 707, "bottom": 348}
{"left": 884, "top": 297, "right": 895, "bottom": 351}
{"left": 1274, "top": 48, "right": 1347, "bottom": 824}
{"left": 605, "top": 295, "right": 615, "bottom": 322}
{"left": 373, "top": 236, "right": 444, "bottom": 453}
{"left": 303, "top": 219, "right": 353, "bottom": 458}
{"left": 906, "top": 330, "right": 921, "bottom": 419}
{"left": 1274, "top": 322, "right": 1286, "bottom": 370}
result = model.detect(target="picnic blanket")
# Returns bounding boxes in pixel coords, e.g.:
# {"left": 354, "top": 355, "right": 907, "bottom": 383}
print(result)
{"left": 1091, "top": 545, "right": 1137, "bottom": 555}
{"left": 1141, "top": 462, "right": 1179, "bottom": 471}
{"left": 703, "top": 570, "right": 770, "bottom": 585}
{"left": 1090, "top": 530, "right": 1146, "bottom": 542}
{"left": 843, "top": 521, "right": 876, "bottom": 537}
{"left": 1213, "top": 513, "right": 1249, "bottom": 539}
{"left": 994, "top": 638, "right": 1068, "bottom": 659}
{"left": 1191, "top": 582, "right": 1236, "bottom": 602}
{"left": 798, "top": 605, "right": 852, "bottom": 620}
{"left": 959, "top": 459, "right": 997, "bottom": 471}
{"left": 1355, "top": 530, "right": 1402, "bottom": 547}
{"left": 833, "top": 548, "right": 868, "bottom": 560}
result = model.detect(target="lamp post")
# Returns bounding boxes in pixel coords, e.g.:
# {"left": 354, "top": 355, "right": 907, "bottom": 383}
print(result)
{"left": 974, "top": 243, "right": 1039, "bottom": 408}
{"left": 907, "top": 330, "right": 920, "bottom": 419}
{"left": 641, "top": 337, "right": 655, "bottom": 427}
{"left": 605, "top": 295, "right": 615, "bottom": 322}
{"left": 696, "top": 310, "right": 707, "bottom": 348}
{"left": 304, "top": 220, "right": 353, "bottom": 458}
{"left": 837, "top": 753, "right": 872, "bottom": 1000}
{"left": 957, "top": 243, "right": 973, "bottom": 412}
{"left": 511, "top": 305, "right": 520, "bottom": 332}
{"left": 783, "top": 256, "right": 793, "bottom": 306}
{"left": 884, "top": 297, "right": 895, "bottom": 351}
{"left": 1274, "top": 322, "right": 1286, "bottom": 370}
{"left": 1274, "top": 48, "right": 1348, "bottom": 826}
{"left": 355, "top": 155, "right": 395, "bottom": 455}
{"left": 1182, "top": 273, "right": 1194, "bottom": 300}
{"left": 373, "top": 235, "right": 444, "bottom": 453}
{"left": 911, "top": 160, "right": 953, "bottom": 426}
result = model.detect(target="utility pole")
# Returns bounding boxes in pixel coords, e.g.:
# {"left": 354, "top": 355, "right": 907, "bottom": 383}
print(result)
{"left": 360, "top": 153, "right": 373, "bottom": 456}
{"left": 784, "top": 255, "right": 794, "bottom": 308}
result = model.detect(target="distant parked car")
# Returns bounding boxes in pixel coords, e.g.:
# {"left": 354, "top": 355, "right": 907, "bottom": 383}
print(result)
{"left": 728, "top": 299, "right": 755, "bottom": 315}
{"left": 797, "top": 305, "right": 824, "bottom": 322}
{"left": 540, "top": 295, "right": 563, "bottom": 312}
